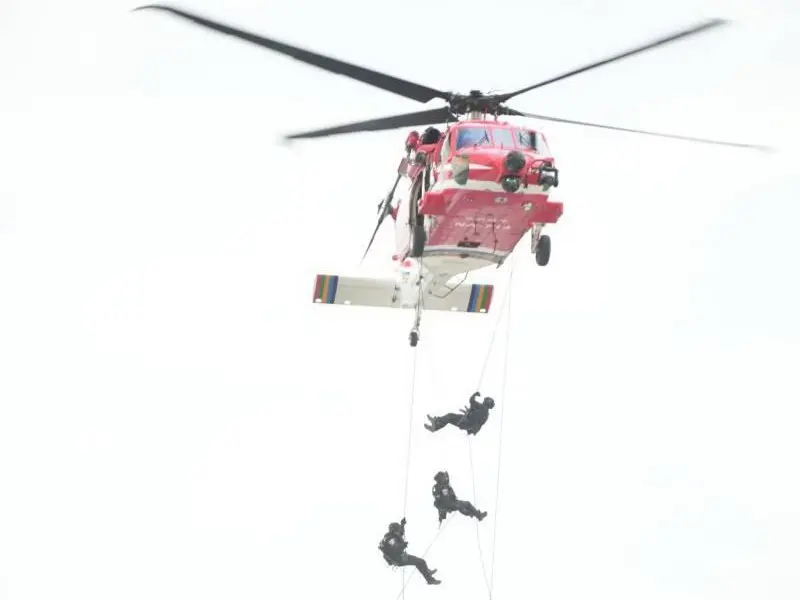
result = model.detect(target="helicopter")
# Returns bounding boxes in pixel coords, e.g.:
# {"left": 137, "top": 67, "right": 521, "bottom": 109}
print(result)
{"left": 133, "top": 5, "right": 768, "bottom": 347}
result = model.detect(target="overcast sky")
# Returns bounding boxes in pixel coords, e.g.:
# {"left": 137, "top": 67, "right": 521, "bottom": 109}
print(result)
{"left": 1, "top": 1, "right": 799, "bottom": 600}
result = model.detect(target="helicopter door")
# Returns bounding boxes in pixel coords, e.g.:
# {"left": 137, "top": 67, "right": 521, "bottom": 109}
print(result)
{"left": 398, "top": 174, "right": 424, "bottom": 257}
{"left": 409, "top": 174, "right": 423, "bottom": 228}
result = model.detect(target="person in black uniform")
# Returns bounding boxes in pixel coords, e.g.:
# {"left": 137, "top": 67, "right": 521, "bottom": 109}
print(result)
{"left": 425, "top": 392, "right": 495, "bottom": 435}
{"left": 378, "top": 518, "right": 441, "bottom": 585}
{"left": 420, "top": 126, "right": 442, "bottom": 145}
{"left": 431, "top": 471, "right": 487, "bottom": 524}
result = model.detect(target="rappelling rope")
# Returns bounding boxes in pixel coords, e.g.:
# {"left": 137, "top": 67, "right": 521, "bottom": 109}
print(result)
{"left": 402, "top": 259, "right": 424, "bottom": 515}
{"left": 468, "top": 438, "right": 492, "bottom": 596}
{"left": 395, "top": 255, "right": 514, "bottom": 600}
{"left": 392, "top": 517, "right": 454, "bottom": 600}
{"left": 413, "top": 255, "right": 515, "bottom": 599}
{"left": 475, "top": 260, "right": 514, "bottom": 388}
{"left": 402, "top": 346, "right": 418, "bottom": 518}
{"left": 488, "top": 256, "right": 513, "bottom": 596}
{"left": 467, "top": 253, "right": 516, "bottom": 600}
{"left": 400, "top": 260, "right": 425, "bottom": 600}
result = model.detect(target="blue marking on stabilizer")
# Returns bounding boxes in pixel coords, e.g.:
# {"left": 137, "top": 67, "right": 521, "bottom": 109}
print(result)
{"left": 467, "top": 284, "right": 479, "bottom": 312}
{"left": 326, "top": 275, "right": 339, "bottom": 303}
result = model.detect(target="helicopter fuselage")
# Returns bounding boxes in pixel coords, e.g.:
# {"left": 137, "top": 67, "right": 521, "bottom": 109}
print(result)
{"left": 392, "top": 119, "right": 563, "bottom": 280}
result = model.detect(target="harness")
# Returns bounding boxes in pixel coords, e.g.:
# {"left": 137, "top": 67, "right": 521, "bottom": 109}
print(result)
{"left": 432, "top": 483, "right": 456, "bottom": 507}
{"left": 379, "top": 533, "right": 406, "bottom": 563}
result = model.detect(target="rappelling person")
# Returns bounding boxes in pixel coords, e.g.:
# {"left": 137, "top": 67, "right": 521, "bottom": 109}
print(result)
{"left": 378, "top": 518, "right": 441, "bottom": 585}
{"left": 432, "top": 471, "right": 487, "bottom": 525}
{"left": 424, "top": 391, "right": 495, "bottom": 435}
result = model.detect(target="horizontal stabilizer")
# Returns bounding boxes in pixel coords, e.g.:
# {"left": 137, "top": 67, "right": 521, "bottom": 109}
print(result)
{"left": 312, "top": 274, "right": 493, "bottom": 313}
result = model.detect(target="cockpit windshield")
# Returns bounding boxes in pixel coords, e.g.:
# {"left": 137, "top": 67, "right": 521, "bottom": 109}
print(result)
{"left": 454, "top": 125, "right": 543, "bottom": 152}
{"left": 455, "top": 126, "right": 493, "bottom": 149}
{"left": 492, "top": 127, "right": 515, "bottom": 149}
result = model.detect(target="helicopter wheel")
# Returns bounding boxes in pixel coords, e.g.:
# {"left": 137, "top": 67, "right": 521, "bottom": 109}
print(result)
{"left": 409, "top": 330, "right": 419, "bottom": 347}
{"left": 535, "top": 234, "right": 551, "bottom": 266}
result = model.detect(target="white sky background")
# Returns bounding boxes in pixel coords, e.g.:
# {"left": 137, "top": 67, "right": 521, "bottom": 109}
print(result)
{"left": 1, "top": 0, "right": 799, "bottom": 599}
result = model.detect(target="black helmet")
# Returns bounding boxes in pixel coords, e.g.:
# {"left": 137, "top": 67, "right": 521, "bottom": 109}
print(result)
{"left": 389, "top": 522, "right": 402, "bottom": 534}
{"left": 421, "top": 126, "right": 441, "bottom": 145}
{"left": 484, "top": 397, "right": 495, "bottom": 408}
{"left": 434, "top": 471, "right": 449, "bottom": 484}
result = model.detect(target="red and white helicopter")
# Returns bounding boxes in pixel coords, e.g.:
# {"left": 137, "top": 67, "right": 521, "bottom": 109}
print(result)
{"left": 135, "top": 5, "right": 768, "bottom": 346}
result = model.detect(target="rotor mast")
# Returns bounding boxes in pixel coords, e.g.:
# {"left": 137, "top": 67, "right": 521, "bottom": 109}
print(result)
{"left": 466, "top": 90, "right": 488, "bottom": 121}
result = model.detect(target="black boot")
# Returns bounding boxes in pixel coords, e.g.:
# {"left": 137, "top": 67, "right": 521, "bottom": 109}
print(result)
{"left": 425, "top": 569, "right": 441, "bottom": 585}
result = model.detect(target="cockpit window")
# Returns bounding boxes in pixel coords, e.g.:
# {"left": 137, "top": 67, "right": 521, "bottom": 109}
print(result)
{"left": 535, "top": 132, "right": 551, "bottom": 155}
{"left": 455, "top": 126, "right": 492, "bottom": 149}
{"left": 455, "top": 126, "right": 545, "bottom": 151}
{"left": 515, "top": 129, "right": 536, "bottom": 150}
{"left": 492, "top": 127, "right": 515, "bottom": 149}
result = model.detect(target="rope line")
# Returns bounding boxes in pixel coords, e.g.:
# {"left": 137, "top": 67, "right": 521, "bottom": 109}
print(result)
{"left": 476, "top": 296, "right": 507, "bottom": 389}
{"left": 410, "top": 291, "right": 495, "bottom": 597}
{"left": 477, "top": 259, "right": 515, "bottom": 389}
{"left": 400, "top": 336, "right": 420, "bottom": 600}
{"left": 470, "top": 257, "right": 515, "bottom": 600}
{"left": 468, "top": 437, "right": 492, "bottom": 596}
{"left": 394, "top": 254, "right": 515, "bottom": 600}
{"left": 392, "top": 518, "right": 454, "bottom": 600}
{"left": 400, "top": 262, "right": 425, "bottom": 600}
{"left": 489, "top": 258, "right": 514, "bottom": 596}
{"left": 402, "top": 346, "right": 418, "bottom": 517}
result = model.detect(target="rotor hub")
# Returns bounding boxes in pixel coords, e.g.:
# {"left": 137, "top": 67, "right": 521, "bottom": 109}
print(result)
{"left": 448, "top": 91, "right": 505, "bottom": 117}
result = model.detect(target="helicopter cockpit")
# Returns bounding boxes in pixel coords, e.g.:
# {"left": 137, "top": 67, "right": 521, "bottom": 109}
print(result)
{"left": 453, "top": 125, "right": 550, "bottom": 155}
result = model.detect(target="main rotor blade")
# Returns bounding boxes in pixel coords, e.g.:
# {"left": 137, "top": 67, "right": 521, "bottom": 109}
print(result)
{"left": 496, "top": 18, "right": 728, "bottom": 102}
{"left": 133, "top": 4, "right": 450, "bottom": 104}
{"left": 508, "top": 109, "right": 770, "bottom": 150}
{"left": 284, "top": 106, "right": 455, "bottom": 140}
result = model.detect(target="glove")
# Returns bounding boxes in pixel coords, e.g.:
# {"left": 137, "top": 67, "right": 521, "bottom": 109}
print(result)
{"left": 400, "top": 517, "right": 407, "bottom": 525}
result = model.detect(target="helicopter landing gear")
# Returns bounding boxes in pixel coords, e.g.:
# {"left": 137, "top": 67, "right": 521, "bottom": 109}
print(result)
{"left": 536, "top": 235, "right": 551, "bottom": 266}
{"left": 531, "top": 225, "right": 551, "bottom": 267}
